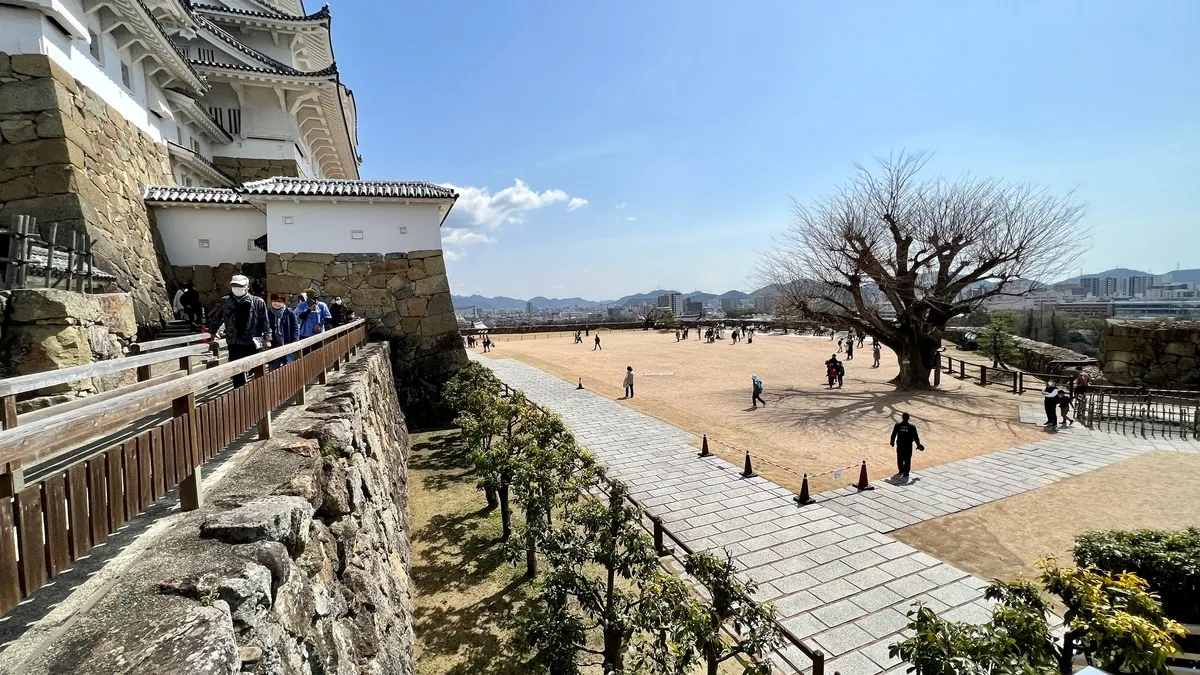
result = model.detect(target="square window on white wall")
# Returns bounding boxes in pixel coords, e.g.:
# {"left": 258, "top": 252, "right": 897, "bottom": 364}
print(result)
{"left": 247, "top": 239, "right": 257, "bottom": 251}
{"left": 87, "top": 30, "right": 102, "bottom": 62}
{"left": 120, "top": 61, "right": 131, "bottom": 88}
{"left": 283, "top": 216, "right": 294, "bottom": 224}
{"left": 351, "top": 230, "right": 364, "bottom": 240}
{"left": 198, "top": 239, "right": 210, "bottom": 248}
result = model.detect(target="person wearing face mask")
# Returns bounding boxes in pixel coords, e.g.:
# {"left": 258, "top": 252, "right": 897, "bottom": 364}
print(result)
{"left": 329, "top": 296, "right": 345, "bottom": 328}
{"left": 215, "top": 275, "right": 270, "bottom": 388}
{"left": 295, "top": 288, "right": 331, "bottom": 338}
{"left": 266, "top": 292, "right": 299, "bottom": 369}
{"left": 1043, "top": 380, "right": 1063, "bottom": 431}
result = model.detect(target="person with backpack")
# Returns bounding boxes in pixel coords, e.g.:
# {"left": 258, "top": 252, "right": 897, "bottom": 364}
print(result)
{"left": 751, "top": 374, "right": 766, "bottom": 408}
{"left": 825, "top": 354, "right": 840, "bottom": 389}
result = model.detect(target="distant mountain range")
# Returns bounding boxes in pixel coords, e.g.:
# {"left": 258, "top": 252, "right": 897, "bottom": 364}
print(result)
{"left": 452, "top": 287, "right": 777, "bottom": 311}
{"left": 1057, "top": 267, "right": 1200, "bottom": 284}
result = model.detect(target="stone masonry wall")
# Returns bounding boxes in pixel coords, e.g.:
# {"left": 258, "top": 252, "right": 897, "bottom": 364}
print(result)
{"left": 8, "top": 344, "right": 416, "bottom": 675}
{"left": 0, "top": 52, "right": 174, "bottom": 325}
{"left": 213, "top": 156, "right": 300, "bottom": 182}
{"left": 1099, "top": 320, "right": 1200, "bottom": 389}
{"left": 267, "top": 250, "right": 466, "bottom": 425}
{"left": 0, "top": 288, "right": 136, "bottom": 409}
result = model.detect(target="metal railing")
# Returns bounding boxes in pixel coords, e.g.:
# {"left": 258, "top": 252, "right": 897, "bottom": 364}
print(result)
{"left": 1076, "top": 386, "right": 1200, "bottom": 440}
{"left": 498, "top": 382, "right": 831, "bottom": 675}
{"left": 1, "top": 215, "right": 98, "bottom": 292}
{"left": 0, "top": 320, "right": 368, "bottom": 617}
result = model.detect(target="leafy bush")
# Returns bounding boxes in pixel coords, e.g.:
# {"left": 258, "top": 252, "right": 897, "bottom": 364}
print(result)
{"left": 1074, "top": 528, "right": 1200, "bottom": 623}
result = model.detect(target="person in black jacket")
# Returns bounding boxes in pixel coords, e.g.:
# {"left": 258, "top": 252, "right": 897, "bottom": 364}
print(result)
{"left": 890, "top": 413, "right": 925, "bottom": 479}
{"left": 329, "top": 296, "right": 346, "bottom": 327}
{"left": 216, "top": 275, "right": 269, "bottom": 388}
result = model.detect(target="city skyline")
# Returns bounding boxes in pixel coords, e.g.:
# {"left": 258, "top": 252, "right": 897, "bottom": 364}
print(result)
{"left": 330, "top": 0, "right": 1200, "bottom": 300}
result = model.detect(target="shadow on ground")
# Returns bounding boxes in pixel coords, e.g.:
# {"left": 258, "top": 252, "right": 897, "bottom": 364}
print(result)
{"left": 409, "top": 430, "right": 536, "bottom": 675}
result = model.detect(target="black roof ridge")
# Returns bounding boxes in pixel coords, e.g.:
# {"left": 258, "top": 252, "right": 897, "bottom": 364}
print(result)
{"left": 191, "top": 2, "right": 330, "bottom": 22}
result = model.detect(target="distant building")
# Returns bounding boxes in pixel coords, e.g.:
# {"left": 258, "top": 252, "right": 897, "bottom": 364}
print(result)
{"left": 720, "top": 297, "right": 751, "bottom": 310}
{"left": 657, "top": 294, "right": 672, "bottom": 307}
{"left": 753, "top": 296, "right": 777, "bottom": 313}
{"left": 527, "top": 300, "right": 534, "bottom": 314}
{"left": 658, "top": 292, "right": 683, "bottom": 316}
{"left": 684, "top": 299, "right": 703, "bottom": 316}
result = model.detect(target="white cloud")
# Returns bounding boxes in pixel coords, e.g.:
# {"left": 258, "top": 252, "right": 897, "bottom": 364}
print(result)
{"left": 440, "top": 179, "right": 571, "bottom": 230}
{"left": 566, "top": 197, "right": 588, "bottom": 211}
{"left": 443, "top": 228, "right": 493, "bottom": 246}
{"left": 626, "top": 216, "right": 637, "bottom": 221}
{"left": 443, "top": 249, "right": 463, "bottom": 261}
{"left": 615, "top": 202, "right": 627, "bottom": 209}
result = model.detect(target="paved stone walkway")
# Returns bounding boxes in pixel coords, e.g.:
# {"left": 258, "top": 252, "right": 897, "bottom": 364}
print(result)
{"left": 471, "top": 355, "right": 1196, "bottom": 674}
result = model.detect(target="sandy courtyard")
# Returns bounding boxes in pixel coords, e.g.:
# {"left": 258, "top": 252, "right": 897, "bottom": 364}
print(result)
{"left": 480, "top": 330, "right": 1042, "bottom": 493}
{"left": 893, "top": 451, "right": 1200, "bottom": 583}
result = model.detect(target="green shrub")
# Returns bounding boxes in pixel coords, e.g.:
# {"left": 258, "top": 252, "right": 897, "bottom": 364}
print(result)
{"left": 1073, "top": 528, "right": 1200, "bottom": 623}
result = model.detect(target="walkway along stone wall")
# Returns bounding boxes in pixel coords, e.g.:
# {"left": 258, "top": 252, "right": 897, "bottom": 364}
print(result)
{"left": 1100, "top": 320, "right": 1200, "bottom": 389}
{"left": 0, "top": 52, "right": 175, "bottom": 325}
{"left": 267, "top": 250, "right": 466, "bottom": 424}
{"left": 5, "top": 343, "right": 416, "bottom": 675}
{"left": 171, "top": 261, "right": 267, "bottom": 325}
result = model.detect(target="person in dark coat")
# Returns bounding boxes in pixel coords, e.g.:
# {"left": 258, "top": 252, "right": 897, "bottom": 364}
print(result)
{"left": 890, "top": 412, "right": 925, "bottom": 479}
{"left": 329, "top": 296, "right": 346, "bottom": 327}
{"left": 1043, "top": 381, "right": 1063, "bottom": 430}
{"left": 267, "top": 292, "right": 300, "bottom": 370}
{"left": 180, "top": 282, "right": 205, "bottom": 329}
{"left": 216, "top": 275, "right": 269, "bottom": 388}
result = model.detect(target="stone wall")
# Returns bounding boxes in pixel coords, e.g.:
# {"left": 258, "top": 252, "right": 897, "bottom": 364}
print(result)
{"left": 10, "top": 344, "right": 416, "bottom": 675}
{"left": 944, "top": 325, "right": 1096, "bottom": 377}
{"left": 267, "top": 250, "right": 466, "bottom": 425}
{"left": 0, "top": 52, "right": 174, "bottom": 325}
{"left": 213, "top": 156, "right": 300, "bottom": 182}
{"left": 0, "top": 288, "right": 136, "bottom": 409}
{"left": 1099, "top": 320, "right": 1200, "bottom": 389}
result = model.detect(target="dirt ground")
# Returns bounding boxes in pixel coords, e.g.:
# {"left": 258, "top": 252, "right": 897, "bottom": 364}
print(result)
{"left": 479, "top": 330, "right": 1042, "bottom": 493}
{"left": 893, "top": 451, "right": 1200, "bottom": 584}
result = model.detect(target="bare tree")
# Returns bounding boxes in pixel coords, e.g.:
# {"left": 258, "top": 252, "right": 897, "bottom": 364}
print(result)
{"left": 759, "top": 151, "right": 1088, "bottom": 390}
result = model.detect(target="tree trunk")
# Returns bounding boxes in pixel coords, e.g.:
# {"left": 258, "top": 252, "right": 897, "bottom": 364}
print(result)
{"left": 524, "top": 527, "right": 538, "bottom": 577}
{"left": 499, "top": 483, "right": 511, "bottom": 542}
{"left": 892, "top": 335, "right": 941, "bottom": 391}
{"left": 485, "top": 487, "right": 499, "bottom": 510}
{"left": 706, "top": 643, "right": 720, "bottom": 675}
{"left": 602, "top": 626, "right": 625, "bottom": 674}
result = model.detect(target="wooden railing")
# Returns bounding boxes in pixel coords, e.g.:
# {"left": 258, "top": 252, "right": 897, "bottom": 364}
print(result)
{"left": 1, "top": 215, "right": 98, "bottom": 292}
{"left": 498, "top": 382, "right": 831, "bottom": 675}
{"left": 0, "top": 339, "right": 227, "bottom": 430}
{"left": 0, "top": 320, "right": 368, "bottom": 617}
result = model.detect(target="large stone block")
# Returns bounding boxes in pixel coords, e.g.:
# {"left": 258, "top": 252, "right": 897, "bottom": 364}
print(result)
{"left": 10, "top": 54, "right": 51, "bottom": 77}
{"left": 0, "top": 78, "right": 63, "bottom": 115}
{"left": 421, "top": 311, "right": 459, "bottom": 337}
{"left": 0, "top": 137, "right": 81, "bottom": 169}
{"left": 423, "top": 254, "right": 446, "bottom": 276}
{"left": 406, "top": 249, "right": 440, "bottom": 259}
{"left": 0, "top": 175, "right": 36, "bottom": 200}
{"left": 268, "top": 274, "right": 311, "bottom": 295}
{"left": 372, "top": 259, "right": 407, "bottom": 274}
{"left": 0, "top": 324, "right": 92, "bottom": 385}
{"left": 405, "top": 297, "right": 427, "bottom": 317}
{"left": 350, "top": 287, "right": 393, "bottom": 307}
{"left": 405, "top": 266, "right": 427, "bottom": 281}
{"left": 412, "top": 274, "right": 449, "bottom": 297}
{"left": 426, "top": 292, "right": 453, "bottom": 317}
{"left": 286, "top": 260, "right": 327, "bottom": 281}
{"left": 0, "top": 119, "right": 37, "bottom": 143}
{"left": 291, "top": 252, "right": 337, "bottom": 264}
{"left": 265, "top": 253, "right": 284, "bottom": 275}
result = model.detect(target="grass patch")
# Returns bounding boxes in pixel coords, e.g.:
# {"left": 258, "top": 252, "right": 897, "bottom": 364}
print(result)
{"left": 410, "top": 429, "right": 535, "bottom": 675}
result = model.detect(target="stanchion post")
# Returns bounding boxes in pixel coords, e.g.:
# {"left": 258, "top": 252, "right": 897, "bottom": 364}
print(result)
{"left": 254, "top": 364, "right": 271, "bottom": 440}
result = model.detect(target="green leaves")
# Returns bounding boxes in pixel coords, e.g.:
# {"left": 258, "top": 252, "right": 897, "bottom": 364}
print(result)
{"left": 889, "top": 559, "right": 1185, "bottom": 675}
{"left": 1074, "top": 527, "right": 1200, "bottom": 623}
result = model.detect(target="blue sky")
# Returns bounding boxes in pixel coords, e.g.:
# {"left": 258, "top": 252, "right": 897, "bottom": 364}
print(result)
{"left": 328, "top": 0, "right": 1199, "bottom": 300}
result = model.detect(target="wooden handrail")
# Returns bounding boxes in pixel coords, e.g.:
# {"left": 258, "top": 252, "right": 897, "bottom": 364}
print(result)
{"left": 0, "top": 320, "right": 365, "bottom": 467}
{"left": 0, "top": 341, "right": 222, "bottom": 399}
{"left": 128, "top": 331, "right": 213, "bottom": 354}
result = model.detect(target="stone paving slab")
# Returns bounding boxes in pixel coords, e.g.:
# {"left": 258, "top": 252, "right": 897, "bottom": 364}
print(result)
{"left": 469, "top": 355, "right": 1184, "bottom": 675}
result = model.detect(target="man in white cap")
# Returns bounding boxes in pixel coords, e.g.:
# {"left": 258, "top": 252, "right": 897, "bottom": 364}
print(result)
{"left": 216, "top": 274, "right": 269, "bottom": 388}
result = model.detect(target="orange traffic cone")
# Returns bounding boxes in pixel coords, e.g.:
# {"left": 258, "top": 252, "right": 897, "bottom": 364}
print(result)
{"left": 854, "top": 460, "right": 874, "bottom": 491}
{"left": 793, "top": 474, "right": 815, "bottom": 505}
{"left": 699, "top": 435, "right": 711, "bottom": 457}
{"left": 742, "top": 451, "right": 757, "bottom": 478}
{"left": 577, "top": 377, "right": 584, "bottom": 390}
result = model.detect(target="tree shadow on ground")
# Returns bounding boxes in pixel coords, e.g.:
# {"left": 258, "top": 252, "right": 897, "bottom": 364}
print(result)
{"left": 411, "top": 508, "right": 513, "bottom": 593}
{"left": 760, "top": 383, "right": 1018, "bottom": 433}
{"left": 411, "top": 430, "right": 478, "bottom": 492}
{"left": 411, "top": 577, "right": 536, "bottom": 675}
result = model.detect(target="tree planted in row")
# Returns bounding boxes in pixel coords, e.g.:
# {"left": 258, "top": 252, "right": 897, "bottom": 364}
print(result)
{"left": 682, "top": 550, "right": 782, "bottom": 675}
{"left": 471, "top": 389, "right": 525, "bottom": 541}
{"left": 443, "top": 361, "right": 506, "bottom": 508}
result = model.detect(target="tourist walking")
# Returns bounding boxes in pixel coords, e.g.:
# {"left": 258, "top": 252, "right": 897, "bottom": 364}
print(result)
{"left": 1072, "top": 366, "right": 1092, "bottom": 405}
{"left": 872, "top": 342, "right": 881, "bottom": 368}
{"left": 836, "top": 359, "right": 845, "bottom": 387}
{"left": 623, "top": 366, "right": 635, "bottom": 398}
{"left": 1042, "top": 380, "right": 1063, "bottom": 430}
{"left": 593, "top": 334, "right": 602, "bottom": 351}
{"left": 1058, "top": 388, "right": 1074, "bottom": 427}
{"left": 215, "top": 275, "right": 269, "bottom": 388}
{"left": 889, "top": 412, "right": 925, "bottom": 480}
{"left": 751, "top": 374, "right": 766, "bottom": 408}
{"left": 172, "top": 286, "right": 186, "bottom": 320}
{"left": 825, "top": 355, "right": 840, "bottom": 389}
{"left": 180, "top": 282, "right": 204, "bottom": 328}
{"left": 846, "top": 341, "right": 854, "bottom": 360}
{"left": 266, "top": 292, "right": 299, "bottom": 369}
{"left": 329, "top": 296, "right": 346, "bottom": 327}
{"left": 837, "top": 338, "right": 844, "bottom": 353}
{"left": 295, "top": 288, "right": 331, "bottom": 338}
{"left": 483, "top": 335, "right": 492, "bottom": 353}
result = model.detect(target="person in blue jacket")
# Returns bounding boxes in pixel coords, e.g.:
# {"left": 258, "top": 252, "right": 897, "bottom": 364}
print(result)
{"left": 295, "top": 288, "right": 331, "bottom": 338}
{"left": 267, "top": 292, "right": 300, "bottom": 369}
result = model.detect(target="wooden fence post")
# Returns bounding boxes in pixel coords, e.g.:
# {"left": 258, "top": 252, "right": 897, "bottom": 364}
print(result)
{"left": 174, "top": 392, "right": 202, "bottom": 511}
{"left": 1, "top": 396, "right": 17, "bottom": 430}
{"left": 980, "top": 365, "right": 988, "bottom": 387}
{"left": 43, "top": 222, "right": 57, "bottom": 288}
{"left": 253, "top": 364, "right": 271, "bottom": 440}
